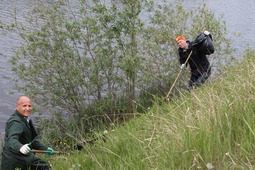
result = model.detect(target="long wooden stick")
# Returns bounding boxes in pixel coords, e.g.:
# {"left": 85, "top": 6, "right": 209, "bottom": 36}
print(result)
{"left": 166, "top": 50, "right": 193, "bottom": 100}
{"left": 31, "top": 149, "right": 61, "bottom": 154}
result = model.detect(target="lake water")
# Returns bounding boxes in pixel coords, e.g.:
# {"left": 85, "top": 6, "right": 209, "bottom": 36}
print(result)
{"left": 0, "top": 0, "right": 255, "bottom": 133}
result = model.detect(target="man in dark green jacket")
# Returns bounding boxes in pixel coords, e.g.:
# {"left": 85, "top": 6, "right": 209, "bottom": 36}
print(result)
{"left": 1, "top": 96, "right": 54, "bottom": 170}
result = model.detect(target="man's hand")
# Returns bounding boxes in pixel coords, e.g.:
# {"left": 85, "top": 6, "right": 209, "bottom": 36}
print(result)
{"left": 180, "top": 64, "right": 186, "bottom": 70}
{"left": 45, "top": 147, "right": 55, "bottom": 157}
{"left": 20, "top": 144, "right": 31, "bottom": 155}
{"left": 204, "top": 30, "right": 210, "bottom": 35}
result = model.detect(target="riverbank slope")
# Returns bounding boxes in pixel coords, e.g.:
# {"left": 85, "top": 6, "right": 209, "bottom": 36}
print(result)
{"left": 35, "top": 50, "right": 255, "bottom": 169}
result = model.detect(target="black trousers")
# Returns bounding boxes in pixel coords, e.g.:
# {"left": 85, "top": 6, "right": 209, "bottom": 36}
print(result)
{"left": 20, "top": 160, "right": 51, "bottom": 170}
{"left": 188, "top": 66, "right": 211, "bottom": 89}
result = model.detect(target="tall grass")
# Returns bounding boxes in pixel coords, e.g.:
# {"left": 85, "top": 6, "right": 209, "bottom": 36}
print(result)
{"left": 43, "top": 51, "right": 255, "bottom": 169}
{"left": 8, "top": 50, "right": 255, "bottom": 169}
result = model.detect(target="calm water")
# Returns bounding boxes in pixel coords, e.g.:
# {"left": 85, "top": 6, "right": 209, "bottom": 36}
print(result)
{"left": 0, "top": 0, "right": 255, "bottom": 133}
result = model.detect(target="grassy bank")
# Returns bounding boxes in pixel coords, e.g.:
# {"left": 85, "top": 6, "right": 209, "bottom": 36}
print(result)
{"left": 2, "top": 50, "right": 254, "bottom": 169}
{"left": 43, "top": 50, "right": 255, "bottom": 169}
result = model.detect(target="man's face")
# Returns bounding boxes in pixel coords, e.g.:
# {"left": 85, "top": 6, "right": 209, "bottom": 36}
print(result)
{"left": 16, "top": 97, "right": 32, "bottom": 117}
{"left": 176, "top": 40, "right": 187, "bottom": 49}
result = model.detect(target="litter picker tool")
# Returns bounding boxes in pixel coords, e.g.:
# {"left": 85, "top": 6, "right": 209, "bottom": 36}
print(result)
{"left": 31, "top": 149, "right": 62, "bottom": 154}
{"left": 165, "top": 50, "right": 193, "bottom": 100}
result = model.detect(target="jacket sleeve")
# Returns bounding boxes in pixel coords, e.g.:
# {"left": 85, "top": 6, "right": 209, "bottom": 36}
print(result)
{"left": 5, "top": 120, "right": 24, "bottom": 153}
{"left": 29, "top": 121, "right": 48, "bottom": 150}
{"left": 178, "top": 46, "right": 193, "bottom": 65}
{"left": 31, "top": 140, "right": 48, "bottom": 150}
{"left": 178, "top": 50, "right": 188, "bottom": 64}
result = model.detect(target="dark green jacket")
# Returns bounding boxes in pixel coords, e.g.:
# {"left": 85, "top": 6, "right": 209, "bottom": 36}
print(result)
{"left": 1, "top": 110, "right": 48, "bottom": 170}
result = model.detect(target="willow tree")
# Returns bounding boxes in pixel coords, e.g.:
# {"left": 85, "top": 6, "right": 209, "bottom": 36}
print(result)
{"left": 7, "top": 0, "right": 232, "bottom": 133}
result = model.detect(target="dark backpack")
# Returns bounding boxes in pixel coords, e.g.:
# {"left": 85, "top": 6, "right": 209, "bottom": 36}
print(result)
{"left": 192, "top": 31, "right": 215, "bottom": 55}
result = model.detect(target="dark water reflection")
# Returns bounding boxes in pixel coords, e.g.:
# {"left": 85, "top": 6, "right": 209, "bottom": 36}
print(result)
{"left": 0, "top": 0, "right": 255, "bottom": 133}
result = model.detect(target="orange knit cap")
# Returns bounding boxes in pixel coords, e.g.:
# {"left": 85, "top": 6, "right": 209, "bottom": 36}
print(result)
{"left": 175, "top": 36, "right": 186, "bottom": 42}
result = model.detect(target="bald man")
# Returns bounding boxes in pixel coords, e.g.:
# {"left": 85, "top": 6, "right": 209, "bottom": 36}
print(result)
{"left": 1, "top": 96, "right": 54, "bottom": 170}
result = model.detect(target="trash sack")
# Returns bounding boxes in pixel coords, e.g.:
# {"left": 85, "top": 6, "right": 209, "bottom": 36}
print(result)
{"left": 192, "top": 31, "right": 215, "bottom": 55}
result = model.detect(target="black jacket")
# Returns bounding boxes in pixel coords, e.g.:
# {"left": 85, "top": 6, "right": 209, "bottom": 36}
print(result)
{"left": 178, "top": 41, "right": 210, "bottom": 73}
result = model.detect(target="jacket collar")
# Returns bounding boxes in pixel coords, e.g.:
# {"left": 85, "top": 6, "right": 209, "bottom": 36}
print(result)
{"left": 15, "top": 110, "right": 31, "bottom": 128}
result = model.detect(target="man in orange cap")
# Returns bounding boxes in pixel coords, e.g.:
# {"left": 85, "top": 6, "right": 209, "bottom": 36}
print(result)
{"left": 176, "top": 36, "right": 187, "bottom": 51}
{"left": 175, "top": 32, "right": 213, "bottom": 90}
